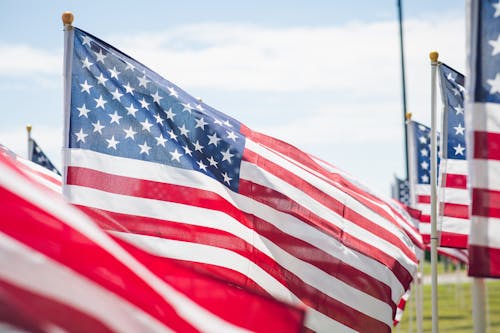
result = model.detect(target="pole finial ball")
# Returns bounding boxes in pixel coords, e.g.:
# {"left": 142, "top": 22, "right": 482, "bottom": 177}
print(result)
{"left": 405, "top": 112, "right": 412, "bottom": 120}
{"left": 26, "top": 124, "right": 32, "bottom": 134}
{"left": 429, "top": 51, "right": 439, "bottom": 63}
{"left": 62, "top": 12, "right": 74, "bottom": 26}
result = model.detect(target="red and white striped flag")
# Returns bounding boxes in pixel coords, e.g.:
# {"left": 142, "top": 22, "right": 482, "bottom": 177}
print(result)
{"left": 466, "top": 0, "right": 500, "bottom": 277}
{"left": 0, "top": 145, "right": 305, "bottom": 333}
{"left": 62, "top": 27, "right": 419, "bottom": 332}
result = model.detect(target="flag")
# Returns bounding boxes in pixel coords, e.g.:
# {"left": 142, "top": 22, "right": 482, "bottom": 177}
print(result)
{"left": 392, "top": 176, "right": 410, "bottom": 206}
{"left": 62, "top": 27, "right": 419, "bottom": 332}
{"left": 437, "top": 63, "right": 470, "bottom": 248}
{"left": 437, "top": 247, "right": 468, "bottom": 265}
{"left": 466, "top": 0, "right": 500, "bottom": 277}
{"left": 29, "top": 138, "right": 61, "bottom": 175}
{"left": 393, "top": 288, "right": 411, "bottom": 327}
{"left": 407, "top": 120, "right": 440, "bottom": 244}
{"left": 0, "top": 144, "right": 305, "bottom": 333}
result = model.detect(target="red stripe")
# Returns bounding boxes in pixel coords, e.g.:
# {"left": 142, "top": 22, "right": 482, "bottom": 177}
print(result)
{"left": 417, "top": 195, "right": 430, "bottom": 204}
{"left": 420, "top": 214, "right": 430, "bottom": 223}
{"left": 474, "top": 131, "right": 500, "bottom": 160}
{"left": 441, "top": 173, "right": 467, "bottom": 189}
{"left": 468, "top": 245, "right": 500, "bottom": 277}
{"left": 439, "top": 232, "right": 468, "bottom": 249}
{"left": 472, "top": 188, "right": 500, "bottom": 218}
{"left": 442, "top": 203, "right": 469, "bottom": 219}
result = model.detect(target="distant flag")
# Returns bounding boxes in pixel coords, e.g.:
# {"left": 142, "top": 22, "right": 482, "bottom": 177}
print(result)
{"left": 0, "top": 143, "right": 305, "bottom": 333}
{"left": 437, "top": 63, "right": 470, "bottom": 249}
{"left": 437, "top": 247, "right": 468, "bottom": 265}
{"left": 392, "top": 176, "right": 410, "bottom": 206}
{"left": 466, "top": 0, "right": 500, "bottom": 277}
{"left": 393, "top": 288, "right": 411, "bottom": 327}
{"left": 62, "top": 26, "right": 419, "bottom": 332}
{"left": 29, "top": 138, "right": 61, "bottom": 175}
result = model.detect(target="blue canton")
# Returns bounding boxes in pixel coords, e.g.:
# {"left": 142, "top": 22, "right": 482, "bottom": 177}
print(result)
{"left": 70, "top": 28, "right": 245, "bottom": 192}
{"left": 394, "top": 176, "right": 410, "bottom": 206}
{"left": 439, "top": 64, "right": 466, "bottom": 160}
{"left": 31, "top": 139, "right": 60, "bottom": 175}
{"left": 411, "top": 121, "right": 440, "bottom": 185}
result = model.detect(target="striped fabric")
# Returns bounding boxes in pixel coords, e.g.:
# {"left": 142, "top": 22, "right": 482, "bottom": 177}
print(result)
{"left": 63, "top": 27, "right": 419, "bottom": 332}
{"left": 393, "top": 288, "right": 411, "bottom": 327}
{"left": 437, "top": 63, "right": 470, "bottom": 249}
{"left": 466, "top": 0, "right": 500, "bottom": 277}
{"left": 0, "top": 146, "right": 304, "bottom": 333}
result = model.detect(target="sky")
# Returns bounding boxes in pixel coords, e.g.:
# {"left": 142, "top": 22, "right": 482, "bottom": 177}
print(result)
{"left": 0, "top": 0, "right": 466, "bottom": 196}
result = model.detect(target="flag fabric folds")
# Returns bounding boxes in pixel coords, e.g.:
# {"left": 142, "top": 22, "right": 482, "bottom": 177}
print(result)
{"left": 0, "top": 144, "right": 305, "bottom": 333}
{"left": 29, "top": 138, "right": 61, "bottom": 175}
{"left": 437, "top": 63, "right": 470, "bottom": 249}
{"left": 466, "top": 0, "right": 500, "bottom": 277}
{"left": 62, "top": 27, "right": 419, "bottom": 332}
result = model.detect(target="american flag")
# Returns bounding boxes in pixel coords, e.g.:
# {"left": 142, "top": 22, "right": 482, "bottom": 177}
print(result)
{"left": 392, "top": 176, "right": 410, "bottom": 206}
{"left": 29, "top": 138, "right": 61, "bottom": 175}
{"left": 407, "top": 120, "right": 440, "bottom": 244}
{"left": 467, "top": 0, "right": 500, "bottom": 277}
{"left": 0, "top": 144, "right": 305, "bottom": 333}
{"left": 63, "top": 27, "right": 419, "bottom": 332}
{"left": 437, "top": 63, "right": 470, "bottom": 249}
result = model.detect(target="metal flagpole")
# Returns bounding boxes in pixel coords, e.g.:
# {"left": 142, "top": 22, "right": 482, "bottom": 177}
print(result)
{"left": 472, "top": 278, "right": 486, "bottom": 333}
{"left": 397, "top": 0, "right": 409, "bottom": 181}
{"left": 26, "top": 124, "right": 33, "bottom": 160}
{"left": 429, "top": 51, "right": 439, "bottom": 333}
{"left": 62, "top": 11, "right": 74, "bottom": 186}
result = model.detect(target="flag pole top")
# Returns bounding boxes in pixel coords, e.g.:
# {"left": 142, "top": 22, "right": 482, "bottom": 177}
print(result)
{"left": 429, "top": 51, "right": 439, "bottom": 63}
{"left": 62, "top": 11, "right": 74, "bottom": 26}
{"left": 26, "top": 124, "right": 32, "bottom": 134}
{"left": 405, "top": 112, "right": 412, "bottom": 120}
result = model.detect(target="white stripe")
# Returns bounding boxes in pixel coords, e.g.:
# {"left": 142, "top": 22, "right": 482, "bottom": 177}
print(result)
{"left": 414, "top": 185, "right": 430, "bottom": 196}
{"left": 416, "top": 203, "right": 430, "bottom": 216}
{"left": 419, "top": 223, "right": 431, "bottom": 235}
{"left": 471, "top": 102, "right": 500, "bottom": 133}
{"left": 65, "top": 148, "right": 406, "bottom": 301}
{"left": 437, "top": 247, "right": 468, "bottom": 263}
{"left": 470, "top": 159, "right": 500, "bottom": 189}
{"left": 68, "top": 184, "right": 399, "bottom": 319}
{"left": 441, "top": 159, "right": 468, "bottom": 175}
{"left": 115, "top": 232, "right": 356, "bottom": 333}
{"left": 469, "top": 216, "right": 500, "bottom": 248}
{"left": 0, "top": 159, "right": 251, "bottom": 333}
{"left": 440, "top": 216, "right": 470, "bottom": 234}
{"left": 0, "top": 232, "right": 172, "bottom": 333}
{"left": 440, "top": 188, "right": 470, "bottom": 205}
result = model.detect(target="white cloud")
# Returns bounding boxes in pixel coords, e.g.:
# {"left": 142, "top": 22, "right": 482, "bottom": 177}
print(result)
{"left": 0, "top": 45, "right": 61, "bottom": 77}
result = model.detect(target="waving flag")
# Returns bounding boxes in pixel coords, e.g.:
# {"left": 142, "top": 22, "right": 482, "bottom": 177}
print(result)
{"left": 392, "top": 176, "right": 410, "bottom": 206}
{"left": 0, "top": 144, "right": 305, "bottom": 333}
{"left": 62, "top": 27, "right": 418, "bottom": 332}
{"left": 29, "top": 138, "right": 61, "bottom": 175}
{"left": 467, "top": 0, "right": 500, "bottom": 277}
{"left": 437, "top": 63, "right": 470, "bottom": 249}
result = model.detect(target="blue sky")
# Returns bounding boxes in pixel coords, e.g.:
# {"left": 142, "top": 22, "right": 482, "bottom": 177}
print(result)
{"left": 0, "top": 0, "right": 465, "bottom": 196}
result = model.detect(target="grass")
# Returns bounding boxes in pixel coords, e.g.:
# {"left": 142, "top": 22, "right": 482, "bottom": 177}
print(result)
{"left": 397, "top": 264, "right": 500, "bottom": 333}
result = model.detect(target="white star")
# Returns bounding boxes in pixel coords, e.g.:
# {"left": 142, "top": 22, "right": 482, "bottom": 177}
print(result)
{"left": 126, "top": 103, "right": 138, "bottom": 117}
{"left": 167, "top": 129, "right": 178, "bottom": 141}
{"left": 106, "top": 136, "right": 119, "bottom": 150}
{"left": 169, "top": 149, "right": 183, "bottom": 162}
{"left": 81, "top": 35, "right": 92, "bottom": 46}
{"left": 182, "top": 144, "right": 193, "bottom": 156}
{"left": 80, "top": 80, "right": 93, "bottom": 94}
{"left": 452, "top": 87, "right": 460, "bottom": 96}
{"left": 108, "top": 66, "right": 120, "bottom": 79}
{"left": 155, "top": 134, "right": 167, "bottom": 147}
{"left": 207, "top": 133, "right": 222, "bottom": 146}
{"left": 167, "top": 86, "right": 178, "bottom": 98}
{"left": 222, "top": 172, "right": 232, "bottom": 185}
{"left": 81, "top": 57, "right": 93, "bottom": 70}
{"left": 454, "top": 143, "right": 465, "bottom": 156}
{"left": 221, "top": 148, "right": 234, "bottom": 163}
{"left": 487, "top": 73, "right": 500, "bottom": 94}
{"left": 454, "top": 123, "right": 465, "bottom": 135}
{"left": 125, "top": 62, "right": 135, "bottom": 71}
{"left": 195, "top": 117, "right": 208, "bottom": 130}
{"left": 179, "top": 124, "right": 190, "bottom": 136}
{"left": 196, "top": 104, "right": 204, "bottom": 111}
{"left": 207, "top": 156, "right": 218, "bottom": 168}
{"left": 454, "top": 105, "right": 464, "bottom": 115}
{"left": 92, "top": 120, "right": 105, "bottom": 134}
{"left": 75, "top": 129, "right": 88, "bottom": 143}
{"left": 139, "top": 98, "right": 150, "bottom": 110}
{"left": 193, "top": 140, "right": 204, "bottom": 152}
{"left": 418, "top": 125, "right": 427, "bottom": 131}
{"left": 138, "top": 75, "right": 150, "bottom": 88}
{"left": 164, "top": 108, "right": 175, "bottom": 120}
{"left": 421, "top": 174, "right": 429, "bottom": 183}
{"left": 140, "top": 119, "right": 153, "bottom": 132}
{"left": 124, "top": 126, "right": 137, "bottom": 140}
{"left": 197, "top": 160, "right": 208, "bottom": 172}
{"left": 94, "top": 95, "right": 107, "bottom": 110}
{"left": 182, "top": 103, "right": 194, "bottom": 113}
{"left": 214, "top": 118, "right": 223, "bottom": 126}
{"left": 447, "top": 72, "right": 456, "bottom": 82}
{"left": 223, "top": 120, "right": 233, "bottom": 128}
{"left": 96, "top": 73, "right": 108, "bottom": 86}
{"left": 124, "top": 82, "right": 135, "bottom": 95}
{"left": 420, "top": 161, "right": 429, "bottom": 170}
{"left": 489, "top": 35, "right": 500, "bottom": 56}
{"left": 419, "top": 135, "right": 427, "bottom": 144}
{"left": 421, "top": 148, "right": 429, "bottom": 157}
{"left": 138, "top": 141, "right": 152, "bottom": 155}
{"left": 109, "top": 111, "right": 123, "bottom": 125}
{"left": 77, "top": 104, "right": 91, "bottom": 118}
{"left": 94, "top": 49, "right": 107, "bottom": 63}
{"left": 226, "top": 131, "right": 238, "bottom": 142}
{"left": 151, "top": 90, "right": 163, "bottom": 104}
{"left": 494, "top": 0, "right": 500, "bottom": 18}
{"left": 111, "top": 88, "right": 123, "bottom": 101}
{"left": 154, "top": 113, "right": 164, "bottom": 125}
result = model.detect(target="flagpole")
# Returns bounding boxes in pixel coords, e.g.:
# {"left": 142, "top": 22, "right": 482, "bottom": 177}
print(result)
{"left": 397, "top": 0, "right": 409, "bottom": 181}
{"left": 472, "top": 278, "right": 486, "bottom": 333}
{"left": 62, "top": 11, "right": 74, "bottom": 185}
{"left": 26, "top": 124, "right": 32, "bottom": 160}
{"left": 429, "top": 51, "right": 439, "bottom": 333}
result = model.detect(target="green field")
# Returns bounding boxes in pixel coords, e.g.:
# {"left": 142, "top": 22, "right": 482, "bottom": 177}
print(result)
{"left": 397, "top": 277, "right": 500, "bottom": 332}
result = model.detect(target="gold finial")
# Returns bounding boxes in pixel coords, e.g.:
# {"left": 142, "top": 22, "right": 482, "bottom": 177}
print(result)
{"left": 405, "top": 112, "right": 412, "bottom": 120}
{"left": 429, "top": 51, "right": 439, "bottom": 63}
{"left": 26, "top": 124, "right": 32, "bottom": 134}
{"left": 62, "top": 12, "right": 74, "bottom": 26}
